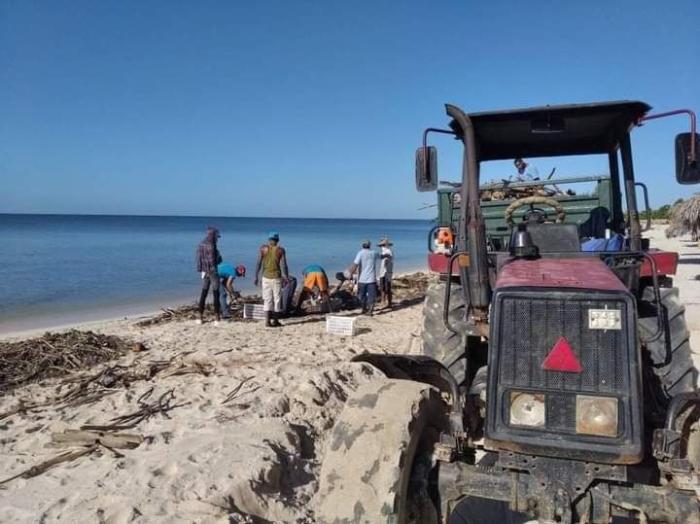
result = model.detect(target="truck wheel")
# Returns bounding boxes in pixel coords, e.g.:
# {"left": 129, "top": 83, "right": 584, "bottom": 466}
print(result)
{"left": 639, "top": 287, "right": 698, "bottom": 398}
{"left": 421, "top": 282, "right": 468, "bottom": 384}
{"left": 316, "top": 379, "right": 447, "bottom": 524}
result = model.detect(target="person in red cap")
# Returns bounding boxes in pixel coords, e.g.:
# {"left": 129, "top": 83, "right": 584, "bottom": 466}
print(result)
{"left": 217, "top": 262, "right": 246, "bottom": 319}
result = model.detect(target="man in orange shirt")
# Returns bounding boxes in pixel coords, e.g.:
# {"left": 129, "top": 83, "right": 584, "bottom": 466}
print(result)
{"left": 295, "top": 264, "right": 330, "bottom": 314}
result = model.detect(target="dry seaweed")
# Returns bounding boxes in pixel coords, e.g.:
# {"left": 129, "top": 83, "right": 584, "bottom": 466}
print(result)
{"left": 0, "top": 330, "right": 131, "bottom": 393}
{"left": 666, "top": 194, "right": 700, "bottom": 240}
{"left": 136, "top": 294, "right": 262, "bottom": 327}
{"left": 82, "top": 387, "right": 187, "bottom": 431}
{"left": 0, "top": 350, "right": 211, "bottom": 422}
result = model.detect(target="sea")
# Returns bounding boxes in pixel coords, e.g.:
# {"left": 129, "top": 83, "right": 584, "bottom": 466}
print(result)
{"left": 0, "top": 214, "right": 431, "bottom": 334}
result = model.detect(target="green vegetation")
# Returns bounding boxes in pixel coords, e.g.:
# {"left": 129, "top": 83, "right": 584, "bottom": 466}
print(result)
{"left": 641, "top": 198, "right": 684, "bottom": 220}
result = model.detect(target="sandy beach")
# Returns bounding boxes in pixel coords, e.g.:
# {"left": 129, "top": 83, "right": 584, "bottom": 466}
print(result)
{"left": 1, "top": 228, "right": 699, "bottom": 523}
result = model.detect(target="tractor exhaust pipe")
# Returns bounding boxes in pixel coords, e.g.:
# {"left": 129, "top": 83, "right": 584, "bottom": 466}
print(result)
{"left": 445, "top": 104, "right": 491, "bottom": 314}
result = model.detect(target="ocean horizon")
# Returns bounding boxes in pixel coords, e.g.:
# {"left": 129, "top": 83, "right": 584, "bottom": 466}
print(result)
{"left": 0, "top": 214, "right": 431, "bottom": 334}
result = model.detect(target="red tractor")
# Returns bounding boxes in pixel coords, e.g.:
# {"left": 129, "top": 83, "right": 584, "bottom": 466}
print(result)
{"left": 317, "top": 101, "right": 700, "bottom": 523}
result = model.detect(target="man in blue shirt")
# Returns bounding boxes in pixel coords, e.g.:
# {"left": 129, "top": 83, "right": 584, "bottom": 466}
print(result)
{"left": 217, "top": 262, "right": 246, "bottom": 318}
{"left": 349, "top": 240, "right": 380, "bottom": 316}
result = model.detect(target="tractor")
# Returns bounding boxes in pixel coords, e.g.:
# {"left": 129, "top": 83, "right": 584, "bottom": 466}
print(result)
{"left": 316, "top": 101, "right": 700, "bottom": 523}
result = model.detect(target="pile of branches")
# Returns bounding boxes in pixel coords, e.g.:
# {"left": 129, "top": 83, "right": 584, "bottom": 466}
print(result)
{"left": 137, "top": 294, "right": 263, "bottom": 327}
{"left": 0, "top": 330, "right": 131, "bottom": 393}
{"left": 391, "top": 272, "right": 432, "bottom": 301}
{"left": 666, "top": 194, "right": 700, "bottom": 241}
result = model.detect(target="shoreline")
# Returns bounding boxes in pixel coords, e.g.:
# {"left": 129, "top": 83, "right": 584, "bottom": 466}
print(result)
{"left": 0, "top": 266, "right": 428, "bottom": 340}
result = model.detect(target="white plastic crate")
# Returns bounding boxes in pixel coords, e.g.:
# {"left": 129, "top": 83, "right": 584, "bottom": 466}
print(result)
{"left": 243, "top": 303, "right": 266, "bottom": 320}
{"left": 326, "top": 315, "right": 357, "bottom": 336}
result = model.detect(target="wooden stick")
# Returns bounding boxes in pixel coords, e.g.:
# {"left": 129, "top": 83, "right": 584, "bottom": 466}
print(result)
{"left": 0, "top": 446, "right": 97, "bottom": 486}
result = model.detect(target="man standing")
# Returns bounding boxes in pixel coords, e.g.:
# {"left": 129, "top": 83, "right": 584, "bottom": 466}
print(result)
{"left": 349, "top": 239, "right": 379, "bottom": 316}
{"left": 378, "top": 237, "right": 394, "bottom": 309}
{"left": 254, "top": 232, "right": 289, "bottom": 327}
{"left": 195, "top": 227, "right": 223, "bottom": 325}
{"left": 295, "top": 264, "right": 330, "bottom": 314}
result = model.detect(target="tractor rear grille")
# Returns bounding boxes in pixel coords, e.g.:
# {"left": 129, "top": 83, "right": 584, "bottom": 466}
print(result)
{"left": 497, "top": 296, "right": 629, "bottom": 396}
{"left": 486, "top": 288, "right": 643, "bottom": 461}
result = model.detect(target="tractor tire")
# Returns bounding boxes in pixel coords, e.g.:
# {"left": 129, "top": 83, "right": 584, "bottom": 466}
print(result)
{"left": 316, "top": 379, "right": 448, "bottom": 524}
{"left": 421, "top": 282, "right": 468, "bottom": 385}
{"left": 639, "top": 287, "right": 698, "bottom": 399}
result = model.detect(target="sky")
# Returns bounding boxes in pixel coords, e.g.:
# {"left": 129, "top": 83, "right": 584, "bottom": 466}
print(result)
{"left": 1, "top": 1, "right": 699, "bottom": 219}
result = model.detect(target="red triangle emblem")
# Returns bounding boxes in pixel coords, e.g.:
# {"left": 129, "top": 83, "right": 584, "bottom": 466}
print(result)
{"left": 542, "top": 337, "right": 582, "bottom": 373}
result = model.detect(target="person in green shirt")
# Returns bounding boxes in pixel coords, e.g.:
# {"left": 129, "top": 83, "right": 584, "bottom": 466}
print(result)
{"left": 253, "top": 231, "right": 289, "bottom": 327}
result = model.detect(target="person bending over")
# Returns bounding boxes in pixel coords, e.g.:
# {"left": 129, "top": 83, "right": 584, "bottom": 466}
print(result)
{"left": 217, "top": 262, "right": 246, "bottom": 318}
{"left": 295, "top": 264, "right": 330, "bottom": 314}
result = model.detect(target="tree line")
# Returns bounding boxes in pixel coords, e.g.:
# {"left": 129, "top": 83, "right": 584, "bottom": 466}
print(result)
{"left": 641, "top": 198, "right": 685, "bottom": 220}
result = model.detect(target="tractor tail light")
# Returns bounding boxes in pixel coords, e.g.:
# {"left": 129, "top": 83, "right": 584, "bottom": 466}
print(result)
{"left": 509, "top": 391, "right": 546, "bottom": 427}
{"left": 576, "top": 395, "right": 619, "bottom": 437}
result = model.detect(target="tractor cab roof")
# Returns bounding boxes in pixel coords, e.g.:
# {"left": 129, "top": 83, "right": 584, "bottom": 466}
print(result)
{"left": 448, "top": 100, "right": 651, "bottom": 161}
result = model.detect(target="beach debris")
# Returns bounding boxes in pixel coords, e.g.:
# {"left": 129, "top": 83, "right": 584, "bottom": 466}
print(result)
{"left": 666, "top": 194, "right": 700, "bottom": 240}
{"left": 0, "top": 351, "right": 211, "bottom": 423}
{"left": 0, "top": 428, "right": 145, "bottom": 488}
{"left": 132, "top": 342, "right": 148, "bottom": 352}
{"left": 136, "top": 295, "right": 262, "bottom": 327}
{"left": 158, "top": 359, "right": 213, "bottom": 378}
{"left": 222, "top": 376, "right": 255, "bottom": 405}
{"left": 50, "top": 429, "right": 144, "bottom": 450}
{"left": 82, "top": 387, "right": 188, "bottom": 431}
{"left": 0, "top": 446, "right": 97, "bottom": 487}
{"left": 0, "top": 330, "right": 132, "bottom": 393}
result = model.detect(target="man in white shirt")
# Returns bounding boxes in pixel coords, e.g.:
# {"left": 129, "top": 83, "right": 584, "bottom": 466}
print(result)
{"left": 349, "top": 239, "right": 379, "bottom": 316}
{"left": 378, "top": 237, "right": 394, "bottom": 309}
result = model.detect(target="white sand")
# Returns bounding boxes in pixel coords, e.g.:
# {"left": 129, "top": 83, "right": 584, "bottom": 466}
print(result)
{"left": 0, "top": 301, "right": 422, "bottom": 523}
{"left": 1, "top": 227, "right": 699, "bottom": 522}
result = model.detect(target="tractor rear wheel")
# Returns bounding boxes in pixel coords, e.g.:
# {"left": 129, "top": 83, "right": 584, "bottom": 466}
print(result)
{"left": 421, "top": 282, "right": 468, "bottom": 385}
{"left": 639, "top": 287, "right": 698, "bottom": 399}
{"left": 316, "top": 379, "right": 447, "bottom": 523}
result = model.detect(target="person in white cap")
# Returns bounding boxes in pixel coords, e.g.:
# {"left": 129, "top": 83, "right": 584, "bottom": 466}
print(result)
{"left": 378, "top": 237, "right": 394, "bottom": 308}
{"left": 349, "top": 239, "right": 379, "bottom": 316}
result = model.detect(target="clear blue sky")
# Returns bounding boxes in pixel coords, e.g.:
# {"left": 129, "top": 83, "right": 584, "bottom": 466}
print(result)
{"left": 1, "top": 1, "right": 699, "bottom": 219}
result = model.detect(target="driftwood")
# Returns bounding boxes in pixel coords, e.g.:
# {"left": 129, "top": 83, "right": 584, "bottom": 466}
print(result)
{"left": 50, "top": 429, "right": 143, "bottom": 450}
{"left": 0, "top": 428, "right": 145, "bottom": 488}
{"left": 0, "top": 446, "right": 97, "bottom": 487}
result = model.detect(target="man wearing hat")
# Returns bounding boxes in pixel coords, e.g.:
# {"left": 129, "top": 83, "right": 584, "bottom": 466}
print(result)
{"left": 254, "top": 232, "right": 289, "bottom": 327}
{"left": 378, "top": 237, "right": 394, "bottom": 309}
{"left": 196, "top": 226, "right": 223, "bottom": 325}
{"left": 349, "top": 239, "right": 380, "bottom": 316}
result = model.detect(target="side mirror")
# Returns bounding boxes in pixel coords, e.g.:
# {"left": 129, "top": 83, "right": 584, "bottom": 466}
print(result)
{"left": 415, "top": 146, "right": 438, "bottom": 192}
{"left": 675, "top": 132, "right": 700, "bottom": 184}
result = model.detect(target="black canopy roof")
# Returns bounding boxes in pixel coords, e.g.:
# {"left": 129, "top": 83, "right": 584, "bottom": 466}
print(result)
{"left": 447, "top": 101, "right": 651, "bottom": 161}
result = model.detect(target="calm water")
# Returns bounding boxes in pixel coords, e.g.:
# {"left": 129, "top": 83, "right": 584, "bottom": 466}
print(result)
{"left": 0, "top": 214, "right": 430, "bottom": 332}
